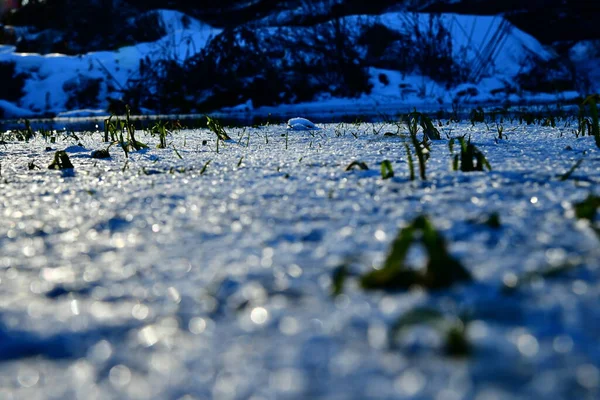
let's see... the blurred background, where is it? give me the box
[1,0,599,118]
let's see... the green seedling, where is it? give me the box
[573,194,600,221]
[125,105,147,151]
[91,149,110,159]
[404,143,415,181]
[406,115,428,180]
[581,94,600,148]
[577,104,589,137]
[150,120,169,149]
[542,115,556,127]
[380,160,394,179]
[496,123,505,140]
[345,161,369,171]
[558,158,584,181]
[13,119,35,142]
[502,261,581,293]
[171,145,183,160]
[470,107,485,125]
[449,137,492,172]
[117,125,129,158]
[200,160,211,175]
[360,215,471,291]
[444,323,471,356]
[39,128,53,142]
[331,265,349,297]
[206,116,232,141]
[48,151,74,170]
[406,111,441,140]
[484,212,501,229]
[104,115,118,142]
[468,212,502,229]
[370,122,384,135]
[391,307,471,357]
[521,112,536,125]
[104,108,147,157]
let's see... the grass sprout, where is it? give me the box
[581,94,600,148]
[331,265,349,297]
[573,194,600,221]
[345,161,369,171]
[558,158,584,181]
[380,160,394,179]
[502,261,582,293]
[206,116,232,141]
[391,307,471,357]
[404,143,415,181]
[406,115,428,180]
[406,110,441,140]
[470,107,485,125]
[91,149,111,159]
[48,151,74,170]
[360,215,471,291]
[150,121,169,149]
[200,160,211,175]
[449,137,492,172]
[104,106,148,157]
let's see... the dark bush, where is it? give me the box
[6,1,165,54]
[359,15,470,85]
[123,18,372,113]
[0,61,26,102]
[378,73,390,86]
[114,11,167,48]
[124,57,191,113]
[63,76,102,110]
[358,22,403,61]
[516,56,577,93]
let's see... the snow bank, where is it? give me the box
[0,10,220,117]
[366,12,550,78]
[0,99,36,118]
[0,11,587,118]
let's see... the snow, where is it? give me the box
[0,10,221,116]
[568,40,600,94]
[0,11,589,119]
[0,120,599,399]
[55,109,111,118]
[0,99,36,118]
[287,117,320,130]
[222,68,580,122]
[376,13,550,78]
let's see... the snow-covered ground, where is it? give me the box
[0,10,589,119]
[0,119,599,399]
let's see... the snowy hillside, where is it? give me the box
[0,9,593,119]
[0,10,221,118]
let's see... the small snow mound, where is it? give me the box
[0,100,35,119]
[287,117,319,131]
[56,109,110,118]
[63,145,87,153]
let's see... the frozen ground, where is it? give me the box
[0,119,599,400]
